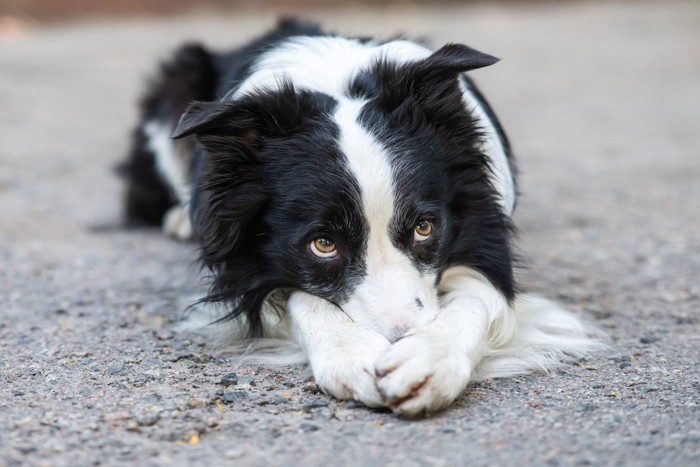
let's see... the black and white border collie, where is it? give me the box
[120,19,602,417]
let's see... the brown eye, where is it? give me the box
[414,220,432,243]
[310,237,338,258]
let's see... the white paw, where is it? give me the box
[374,330,472,417]
[287,291,392,409]
[312,331,390,408]
[163,205,193,241]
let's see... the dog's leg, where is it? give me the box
[287,291,391,408]
[375,266,507,417]
[119,43,217,235]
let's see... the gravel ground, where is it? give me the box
[1,1,699,466]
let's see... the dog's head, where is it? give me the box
[173,43,514,339]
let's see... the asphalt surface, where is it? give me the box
[1,1,699,465]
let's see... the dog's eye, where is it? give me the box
[310,237,338,258]
[414,220,433,243]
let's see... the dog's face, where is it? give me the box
[173,44,514,338]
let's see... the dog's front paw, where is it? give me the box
[163,205,193,241]
[288,291,391,408]
[312,332,390,408]
[374,331,472,417]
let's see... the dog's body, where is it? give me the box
[120,19,601,416]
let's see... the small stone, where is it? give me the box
[268,395,289,405]
[578,403,598,412]
[104,411,133,422]
[108,364,126,375]
[236,377,255,386]
[221,391,247,403]
[303,382,321,393]
[302,398,329,411]
[170,340,187,351]
[675,316,695,325]
[135,412,160,427]
[219,373,238,387]
[343,400,362,409]
[156,330,174,341]
[619,362,631,369]
[187,399,204,408]
[136,373,152,383]
[640,336,659,344]
[299,423,320,433]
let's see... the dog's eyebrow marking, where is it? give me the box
[415,298,424,309]
[334,99,395,246]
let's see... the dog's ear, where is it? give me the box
[171,101,246,139]
[375,44,499,114]
[172,83,332,142]
[414,43,499,78]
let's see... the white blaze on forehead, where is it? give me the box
[334,100,395,239]
[230,36,432,100]
[334,99,439,334]
[229,34,515,217]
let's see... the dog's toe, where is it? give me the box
[374,332,471,416]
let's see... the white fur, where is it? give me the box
[333,100,439,339]
[144,120,190,204]
[162,204,193,240]
[180,267,604,416]
[144,119,193,240]
[175,35,602,415]
[229,36,515,216]
[230,37,432,101]
[458,77,516,215]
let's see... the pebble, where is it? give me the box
[237,377,255,386]
[343,400,362,409]
[134,412,160,427]
[219,373,238,387]
[640,336,660,344]
[299,423,320,433]
[303,382,321,393]
[221,391,248,403]
[268,395,289,405]
[108,364,126,375]
[577,403,598,412]
[302,398,329,411]
[155,330,174,341]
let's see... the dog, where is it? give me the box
[119,19,602,417]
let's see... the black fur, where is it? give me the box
[175,84,371,336]
[123,19,517,337]
[355,45,515,300]
[119,43,218,226]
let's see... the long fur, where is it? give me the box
[123,18,604,415]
